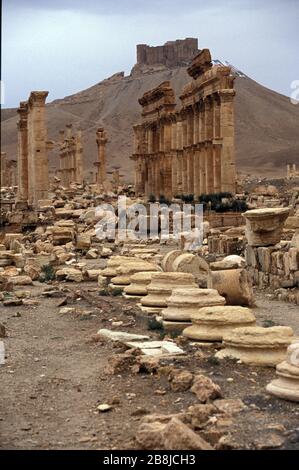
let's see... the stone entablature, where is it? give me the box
[131,48,236,199]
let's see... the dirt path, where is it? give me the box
[1,284,299,450]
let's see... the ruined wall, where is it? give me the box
[136,38,199,68]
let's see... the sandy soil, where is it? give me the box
[0,283,299,450]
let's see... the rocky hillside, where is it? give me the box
[2,65,299,182]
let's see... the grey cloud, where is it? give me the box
[6,0,293,15]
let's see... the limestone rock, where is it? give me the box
[123,271,159,298]
[111,261,158,286]
[140,272,197,314]
[136,421,166,450]
[163,417,213,450]
[168,369,194,392]
[162,287,226,323]
[243,208,290,246]
[216,326,294,366]
[56,268,83,283]
[24,259,41,281]
[0,323,6,337]
[161,250,182,272]
[266,342,299,402]
[191,374,222,403]
[97,329,149,343]
[183,306,256,342]
[172,253,210,287]
[10,275,33,286]
[187,404,217,429]
[208,268,254,306]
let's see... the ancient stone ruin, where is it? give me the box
[136,38,199,68]
[58,124,84,187]
[131,49,236,199]
[16,92,49,207]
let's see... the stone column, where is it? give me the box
[164,154,172,199]
[182,150,188,194]
[213,142,222,193]
[206,143,214,193]
[220,90,236,194]
[172,151,178,196]
[96,127,108,186]
[193,148,200,196]
[16,101,29,202]
[27,91,49,205]
[193,106,199,144]
[176,151,183,195]
[187,150,194,194]
[0,152,7,188]
[199,146,206,195]
[75,130,83,184]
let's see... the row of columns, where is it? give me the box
[0,152,17,188]
[59,124,83,187]
[133,86,235,199]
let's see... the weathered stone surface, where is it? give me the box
[266,342,299,402]
[210,255,246,271]
[243,208,290,246]
[56,268,83,282]
[208,268,254,306]
[0,323,6,337]
[162,288,225,322]
[140,272,197,312]
[123,271,158,297]
[191,374,222,403]
[183,306,256,341]
[161,250,182,272]
[172,253,209,287]
[97,329,149,342]
[216,326,294,366]
[163,417,213,450]
[187,404,217,429]
[24,259,41,281]
[111,261,158,286]
[10,275,33,286]
[169,369,193,392]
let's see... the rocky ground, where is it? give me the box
[1,284,298,450]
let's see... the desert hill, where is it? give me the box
[2,63,299,182]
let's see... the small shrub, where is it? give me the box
[40,264,56,282]
[147,317,164,331]
[207,356,220,366]
[182,194,194,203]
[262,319,277,328]
[110,287,123,297]
[148,193,156,203]
[99,288,109,296]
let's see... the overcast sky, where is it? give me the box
[2,0,299,108]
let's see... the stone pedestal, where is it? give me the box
[216,326,294,366]
[243,208,290,247]
[123,271,158,298]
[266,342,299,402]
[161,287,225,331]
[140,272,197,315]
[110,261,158,287]
[183,306,256,341]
